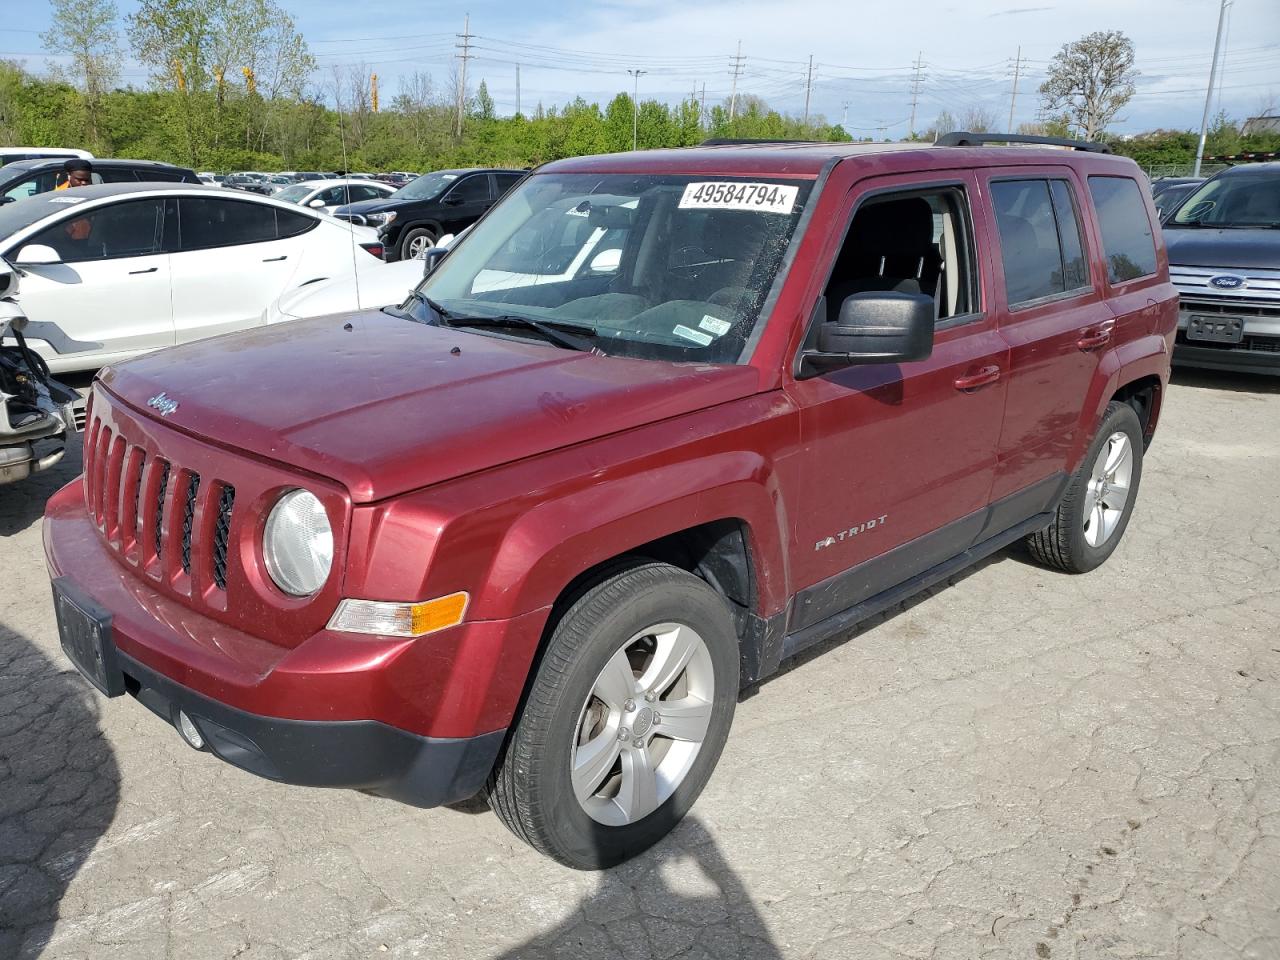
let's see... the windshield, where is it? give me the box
[407,172,814,364]
[1170,172,1280,228]
[275,184,312,203]
[393,171,461,201]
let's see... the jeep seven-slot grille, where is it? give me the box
[83,411,234,594]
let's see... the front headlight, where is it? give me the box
[263,489,333,596]
[366,211,396,225]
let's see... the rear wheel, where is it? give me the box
[487,563,739,869]
[1026,401,1144,573]
[399,227,436,260]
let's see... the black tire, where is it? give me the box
[1026,401,1144,573]
[398,226,436,261]
[487,562,739,869]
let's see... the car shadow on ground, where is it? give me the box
[489,816,783,960]
[1171,367,1280,394]
[0,623,120,958]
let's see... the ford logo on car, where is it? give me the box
[146,392,179,417]
[1209,274,1246,289]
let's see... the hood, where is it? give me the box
[275,260,423,320]
[333,196,421,217]
[99,312,760,503]
[1163,227,1280,271]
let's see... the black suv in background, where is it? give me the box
[333,168,525,260]
[1164,162,1280,375]
[0,158,199,204]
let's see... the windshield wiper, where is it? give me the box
[441,312,599,352]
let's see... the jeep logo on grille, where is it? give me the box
[146,392,179,417]
[1209,274,1246,289]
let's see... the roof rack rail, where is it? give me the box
[699,138,817,146]
[935,131,1111,154]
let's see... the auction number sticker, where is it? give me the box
[679,182,798,214]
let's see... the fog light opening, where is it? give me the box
[175,710,206,750]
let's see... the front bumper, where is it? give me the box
[42,479,547,807]
[1172,339,1280,375]
[117,644,503,806]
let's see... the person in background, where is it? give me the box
[55,158,93,190]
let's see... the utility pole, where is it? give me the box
[1007,46,1027,132]
[1194,0,1232,177]
[515,63,521,117]
[627,68,647,150]
[841,101,850,128]
[908,51,924,137]
[700,82,706,127]
[371,73,379,113]
[454,12,472,137]
[803,55,814,126]
[729,40,744,120]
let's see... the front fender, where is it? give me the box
[480,451,790,622]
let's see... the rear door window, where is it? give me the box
[1087,176,1157,282]
[178,197,278,250]
[276,207,318,239]
[991,178,1091,307]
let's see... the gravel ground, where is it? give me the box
[2,369,1278,960]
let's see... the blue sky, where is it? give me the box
[5,0,1278,135]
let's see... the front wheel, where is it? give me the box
[487,563,739,869]
[1026,400,1144,573]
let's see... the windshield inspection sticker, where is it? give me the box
[673,324,714,346]
[699,315,732,336]
[679,181,798,214]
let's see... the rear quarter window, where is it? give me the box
[1087,176,1157,283]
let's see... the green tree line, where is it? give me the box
[8,0,1278,175]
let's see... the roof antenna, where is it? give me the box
[334,78,362,316]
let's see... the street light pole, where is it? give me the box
[627,68,647,151]
[1194,0,1232,177]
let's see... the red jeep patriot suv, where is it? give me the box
[46,133,1178,868]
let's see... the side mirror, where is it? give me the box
[308,198,326,209]
[436,232,456,249]
[441,194,464,206]
[800,291,934,375]
[14,244,61,266]
[421,246,450,275]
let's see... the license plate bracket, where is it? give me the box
[1187,314,1245,344]
[52,577,125,697]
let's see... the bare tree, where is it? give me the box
[1039,30,1138,141]
[40,0,121,145]
[959,105,998,133]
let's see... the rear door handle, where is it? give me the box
[262,255,287,262]
[1077,321,1115,351]
[129,266,158,275]
[954,365,1001,391]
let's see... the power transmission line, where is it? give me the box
[729,41,744,120]
[803,55,814,125]
[455,12,472,137]
[1007,46,1028,131]
[908,51,925,135]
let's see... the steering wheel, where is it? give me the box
[668,245,709,281]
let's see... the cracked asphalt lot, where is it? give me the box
[2,370,1279,959]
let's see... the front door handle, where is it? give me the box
[954,365,1001,392]
[262,255,287,262]
[129,266,158,275]
[1077,320,1115,351]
